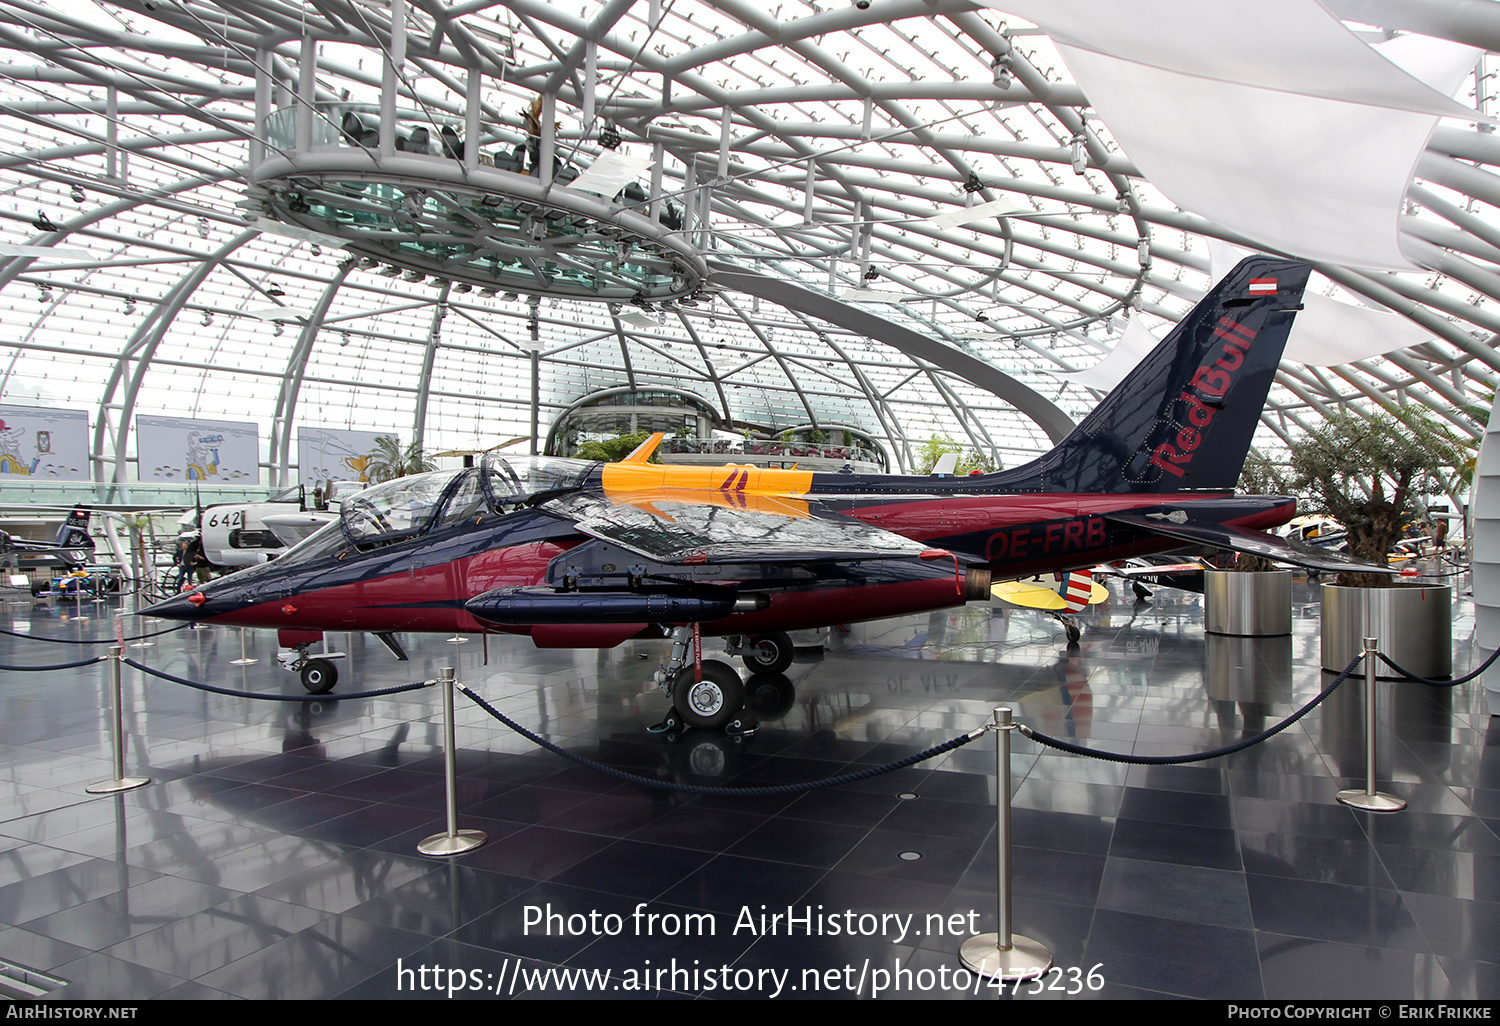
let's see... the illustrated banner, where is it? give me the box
[136,415,259,482]
[0,404,90,480]
[297,427,386,484]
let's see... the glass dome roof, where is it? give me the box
[0,0,1496,487]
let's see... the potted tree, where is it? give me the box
[1204,451,1294,636]
[1281,407,1466,677]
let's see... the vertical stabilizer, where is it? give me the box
[991,256,1309,493]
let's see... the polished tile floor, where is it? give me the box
[1,575,1495,1000]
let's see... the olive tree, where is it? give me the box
[1283,408,1465,582]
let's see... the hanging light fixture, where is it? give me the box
[69,185,85,203]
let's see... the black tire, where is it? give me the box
[1132,581,1151,601]
[1064,622,1081,645]
[301,658,337,694]
[671,659,744,730]
[741,631,794,675]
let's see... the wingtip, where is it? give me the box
[621,432,666,464]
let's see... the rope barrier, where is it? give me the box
[0,622,190,644]
[1017,654,1365,766]
[457,682,984,796]
[122,657,435,703]
[0,655,108,671]
[1377,646,1500,688]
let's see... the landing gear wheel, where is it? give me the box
[741,631,794,675]
[1064,622,1081,645]
[671,659,744,731]
[1132,581,1152,601]
[300,658,337,694]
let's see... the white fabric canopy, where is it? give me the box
[1208,240,1435,364]
[986,1,1481,270]
[1043,314,1161,392]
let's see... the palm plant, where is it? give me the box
[363,435,436,483]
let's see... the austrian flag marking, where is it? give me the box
[1248,278,1277,295]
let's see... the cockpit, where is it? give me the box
[480,453,594,510]
[262,456,598,564]
[334,455,596,549]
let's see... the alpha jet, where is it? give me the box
[144,256,1371,728]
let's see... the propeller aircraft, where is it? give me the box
[144,256,1380,729]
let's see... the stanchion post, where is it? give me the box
[959,707,1051,980]
[230,626,257,665]
[1336,637,1407,813]
[418,665,486,856]
[86,646,151,794]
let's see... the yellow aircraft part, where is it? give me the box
[602,434,815,505]
[992,576,1109,611]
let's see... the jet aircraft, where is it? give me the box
[144,256,1378,728]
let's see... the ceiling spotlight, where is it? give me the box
[500,291,518,301]
[1070,134,1088,175]
[1115,192,1131,214]
[37,284,51,303]
[599,123,622,150]
[272,321,284,337]
[124,299,135,315]
[402,270,425,282]
[69,185,85,204]
[479,286,498,297]
[201,311,213,327]
[454,282,472,293]
[378,264,401,276]
[991,53,1012,89]
[340,332,351,347]
[863,266,879,281]
[266,282,285,297]
[197,216,210,238]
[310,243,322,257]
[32,212,59,232]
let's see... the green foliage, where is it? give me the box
[363,436,436,484]
[573,431,658,463]
[1285,408,1465,580]
[1237,450,1289,496]
[913,433,996,476]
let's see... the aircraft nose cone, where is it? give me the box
[140,589,210,621]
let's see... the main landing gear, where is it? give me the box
[652,625,781,733]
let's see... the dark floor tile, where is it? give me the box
[1247,874,1430,951]
[1082,908,1263,999]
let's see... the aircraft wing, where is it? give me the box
[540,492,932,564]
[1104,512,1398,574]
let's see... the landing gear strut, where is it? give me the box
[653,625,753,733]
[1050,612,1081,646]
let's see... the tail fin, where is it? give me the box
[994,256,1309,493]
[54,505,91,549]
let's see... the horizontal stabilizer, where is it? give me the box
[1104,512,1398,575]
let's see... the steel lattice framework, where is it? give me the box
[0,0,1497,489]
